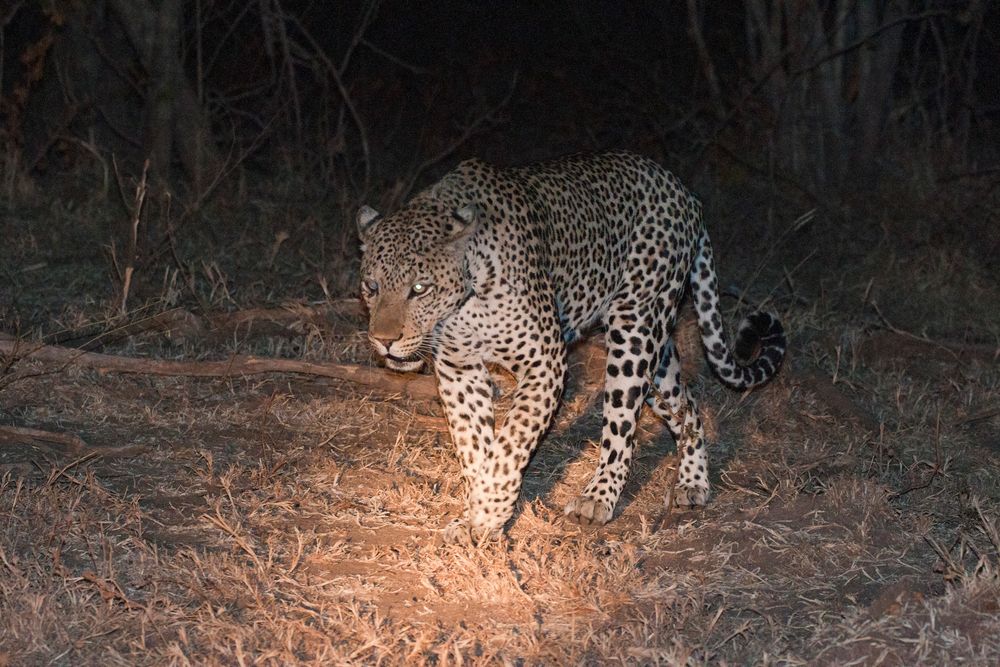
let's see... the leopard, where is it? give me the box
[356,150,785,544]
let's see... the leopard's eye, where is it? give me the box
[362,279,379,296]
[409,281,432,298]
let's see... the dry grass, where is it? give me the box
[2,182,1000,665]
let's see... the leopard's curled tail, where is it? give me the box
[689,230,786,390]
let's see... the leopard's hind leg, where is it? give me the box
[647,338,710,507]
[564,299,672,525]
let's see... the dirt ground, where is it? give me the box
[2,183,1000,665]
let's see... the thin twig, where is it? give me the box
[286,10,375,191]
[395,74,519,205]
[866,301,1000,363]
[889,407,943,500]
[791,9,952,77]
[203,508,265,572]
[360,37,428,75]
[737,208,816,309]
[118,159,150,316]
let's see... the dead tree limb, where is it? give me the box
[794,368,880,432]
[0,337,440,400]
[0,425,88,453]
[857,331,1000,365]
[954,403,1000,427]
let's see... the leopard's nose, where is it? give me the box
[370,335,398,351]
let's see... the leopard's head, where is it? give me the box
[356,199,480,372]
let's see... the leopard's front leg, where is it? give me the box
[436,340,565,544]
[434,352,495,544]
[468,355,565,533]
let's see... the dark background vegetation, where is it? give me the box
[2,0,998,325]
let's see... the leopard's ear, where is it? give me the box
[356,205,381,240]
[444,203,481,242]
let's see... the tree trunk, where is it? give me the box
[686,0,725,119]
[854,1,906,179]
[108,0,220,192]
[145,0,181,185]
[743,0,911,190]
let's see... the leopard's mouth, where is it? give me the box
[384,353,425,372]
[367,331,426,372]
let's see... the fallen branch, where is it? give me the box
[953,403,1000,427]
[857,330,1000,366]
[0,336,441,400]
[0,425,88,453]
[0,305,705,406]
[794,368,880,432]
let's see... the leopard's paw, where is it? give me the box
[670,482,710,509]
[442,518,503,546]
[442,518,474,546]
[563,496,614,526]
